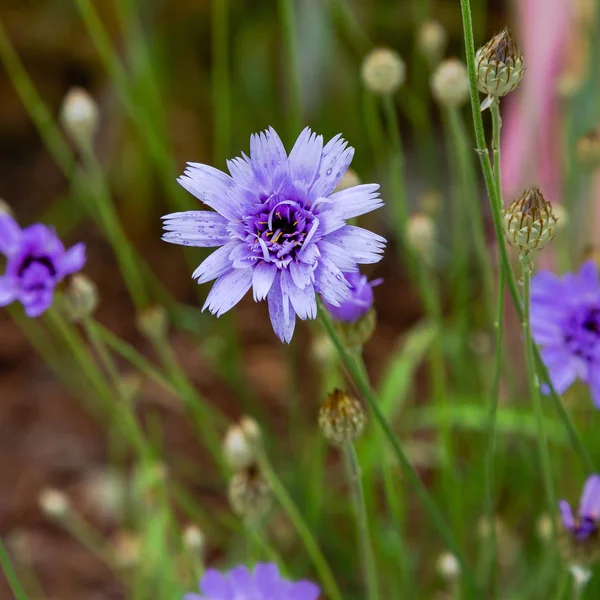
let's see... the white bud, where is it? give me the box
[436,551,460,580]
[0,199,13,216]
[361,48,406,95]
[406,213,436,260]
[62,273,98,322]
[334,168,361,192]
[60,87,99,147]
[39,488,70,520]
[183,524,205,553]
[223,416,261,471]
[418,20,448,65]
[569,565,593,590]
[112,531,141,569]
[431,59,470,107]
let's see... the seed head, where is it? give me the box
[136,305,169,340]
[502,186,557,254]
[61,273,98,322]
[436,551,461,580]
[228,466,272,519]
[407,213,437,261]
[577,128,600,169]
[60,87,99,148]
[418,20,448,65]
[39,488,70,520]
[223,416,262,471]
[431,58,470,107]
[475,29,524,101]
[182,524,205,554]
[361,48,406,95]
[319,389,366,446]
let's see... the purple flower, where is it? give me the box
[162,127,385,343]
[559,475,600,541]
[531,261,600,407]
[323,271,382,323]
[185,563,320,600]
[0,214,86,317]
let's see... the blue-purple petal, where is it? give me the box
[192,242,238,284]
[202,268,253,317]
[328,184,383,220]
[311,134,355,197]
[314,257,350,307]
[578,475,600,518]
[253,261,277,301]
[0,214,22,256]
[268,273,296,343]
[288,127,323,187]
[162,211,230,247]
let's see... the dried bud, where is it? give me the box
[319,389,366,445]
[334,168,361,192]
[406,213,437,261]
[228,466,272,520]
[417,20,448,65]
[39,488,70,520]
[361,48,406,95]
[223,416,262,471]
[502,186,557,253]
[430,58,470,107]
[136,305,168,340]
[476,29,524,106]
[576,129,600,169]
[61,273,98,322]
[60,87,99,148]
[436,551,460,580]
[182,524,205,554]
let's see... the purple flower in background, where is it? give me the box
[0,214,86,317]
[531,261,600,407]
[185,563,320,600]
[324,271,382,323]
[162,127,385,343]
[559,475,600,542]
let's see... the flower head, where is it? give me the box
[323,271,381,324]
[531,261,600,407]
[558,475,600,566]
[162,127,385,342]
[0,214,86,317]
[185,562,320,600]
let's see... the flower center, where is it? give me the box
[18,255,56,278]
[564,306,600,362]
[573,515,599,542]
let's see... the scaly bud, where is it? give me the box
[319,389,366,446]
[61,273,98,322]
[228,466,272,520]
[502,186,557,254]
[576,129,600,169]
[418,20,448,65]
[476,29,524,109]
[430,58,470,107]
[361,48,406,95]
[223,416,262,471]
[60,87,99,148]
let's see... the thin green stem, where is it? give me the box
[345,442,380,600]
[277,0,302,140]
[317,306,480,597]
[257,450,344,600]
[0,538,28,600]
[522,257,557,523]
[212,0,231,163]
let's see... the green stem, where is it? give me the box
[318,307,480,597]
[458,0,594,473]
[277,0,302,140]
[345,442,380,600]
[257,450,344,600]
[212,0,231,163]
[0,538,28,600]
[521,257,557,523]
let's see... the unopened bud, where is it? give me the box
[436,551,460,580]
[431,59,470,107]
[112,531,141,569]
[136,305,168,340]
[228,466,272,520]
[418,20,448,65]
[0,199,13,216]
[576,129,600,169]
[62,273,98,322]
[406,213,436,261]
[223,416,262,471]
[39,488,70,520]
[334,168,361,192]
[60,87,99,148]
[319,389,366,446]
[536,513,553,542]
[476,29,524,108]
[502,186,557,254]
[182,524,205,554]
[361,48,406,95]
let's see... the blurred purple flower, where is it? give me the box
[185,563,320,600]
[531,261,600,407]
[162,127,386,343]
[0,214,86,317]
[559,475,600,541]
[324,271,382,323]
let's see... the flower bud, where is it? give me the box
[334,168,361,192]
[502,186,557,254]
[417,20,448,65]
[361,48,406,95]
[576,129,600,169]
[182,524,205,554]
[112,531,141,569]
[136,305,168,340]
[223,416,262,471]
[319,389,366,446]
[406,213,436,261]
[536,513,553,542]
[60,87,99,148]
[436,551,460,581]
[0,199,13,217]
[39,488,70,520]
[228,466,272,520]
[61,273,98,322]
[431,58,470,107]
[475,29,524,107]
